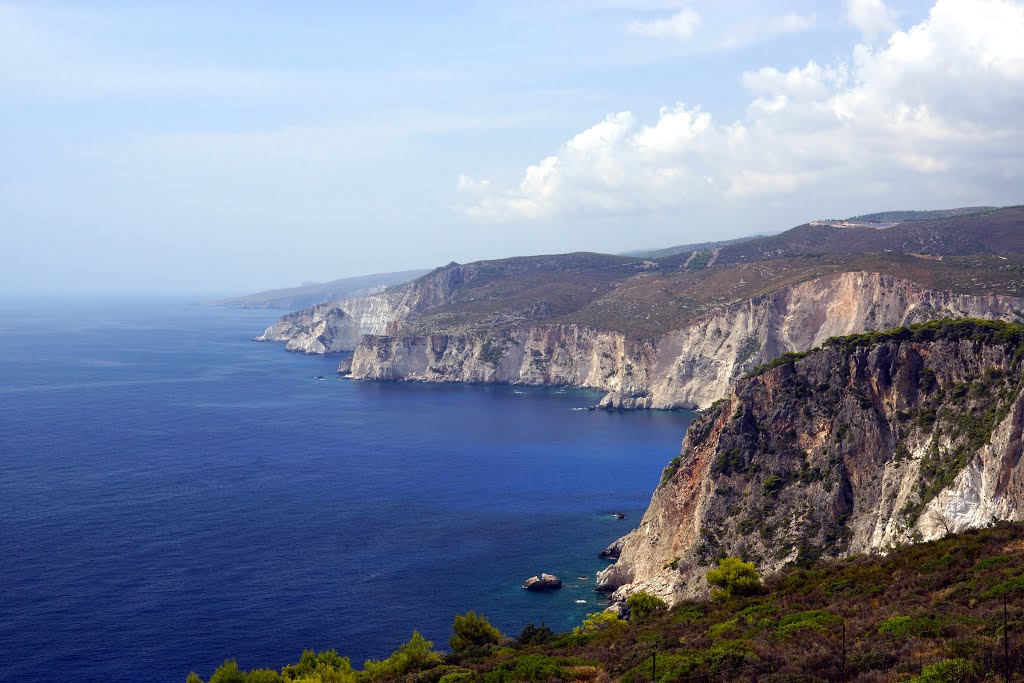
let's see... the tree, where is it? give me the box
[450,610,503,651]
[573,610,623,635]
[363,631,441,680]
[706,557,762,601]
[283,649,354,683]
[626,591,668,621]
[516,622,554,646]
[208,661,245,683]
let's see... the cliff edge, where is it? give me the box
[597,319,1024,605]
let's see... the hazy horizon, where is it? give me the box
[4,0,1023,295]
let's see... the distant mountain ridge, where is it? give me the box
[847,206,997,223]
[620,234,765,259]
[210,269,430,309]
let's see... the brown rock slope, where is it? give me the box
[597,319,1024,605]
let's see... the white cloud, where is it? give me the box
[456,175,492,193]
[628,5,815,51]
[458,0,1024,221]
[846,0,898,40]
[628,7,701,39]
[766,12,817,35]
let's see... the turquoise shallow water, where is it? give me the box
[0,297,694,682]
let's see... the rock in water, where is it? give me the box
[523,573,562,591]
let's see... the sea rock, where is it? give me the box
[523,573,562,591]
[599,539,622,560]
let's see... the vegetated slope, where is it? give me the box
[621,234,765,260]
[186,522,1024,683]
[848,206,997,224]
[598,319,1024,605]
[210,269,430,309]
[708,205,1024,267]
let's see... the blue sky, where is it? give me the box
[2,0,1022,294]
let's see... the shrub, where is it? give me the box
[363,631,441,680]
[627,591,668,621]
[707,557,762,601]
[450,611,503,652]
[482,655,566,682]
[516,622,554,646]
[909,658,976,682]
[776,610,842,640]
[208,661,245,683]
[573,610,622,635]
[877,615,943,638]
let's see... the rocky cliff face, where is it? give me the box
[347,272,1024,408]
[595,320,1024,606]
[254,264,479,353]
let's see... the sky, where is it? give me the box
[2,0,1023,295]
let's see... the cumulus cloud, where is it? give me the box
[846,0,898,40]
[458,0,1024,221]
[628,7,701,39]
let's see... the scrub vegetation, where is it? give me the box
[188,522,1024,683]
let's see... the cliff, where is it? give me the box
[348,272,1024,409]
[596,319,1024,606]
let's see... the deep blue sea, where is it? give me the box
[0,298,693,682]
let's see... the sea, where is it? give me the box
[0,297,694,682]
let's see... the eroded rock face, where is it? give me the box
[597,324,1024,606]
[254,263,482,353]
[345,272,1024,409]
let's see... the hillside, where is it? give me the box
[848,206,997,224]
[709,206,1024,267]
[621,234,764,260]
[187,521,1024,683]
[370,207,1024,339]
[261,206,1024,341]
[598,319,1024,605]
[255,205,1024,411]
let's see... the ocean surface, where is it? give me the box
[0,298,694,682]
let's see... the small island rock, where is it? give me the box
[523,573,562,591]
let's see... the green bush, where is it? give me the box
[516,622,553,646]
[776,610,841,640]
[450,610,503,651]
[909,658,976,682]
[573,610,622,635]
[363,631,441,680]
[626,591,668,621]
[707,557,763,601]
[437,672,473,683]
[208,661,245,683]
[877,615,943,638]
[482,655,566,682]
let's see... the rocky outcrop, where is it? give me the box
[523,573,562,591]
[254,263,489,354]
[596,320,1024,606]
[347,272,1024,408]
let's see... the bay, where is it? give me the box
[0,298,693,682]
